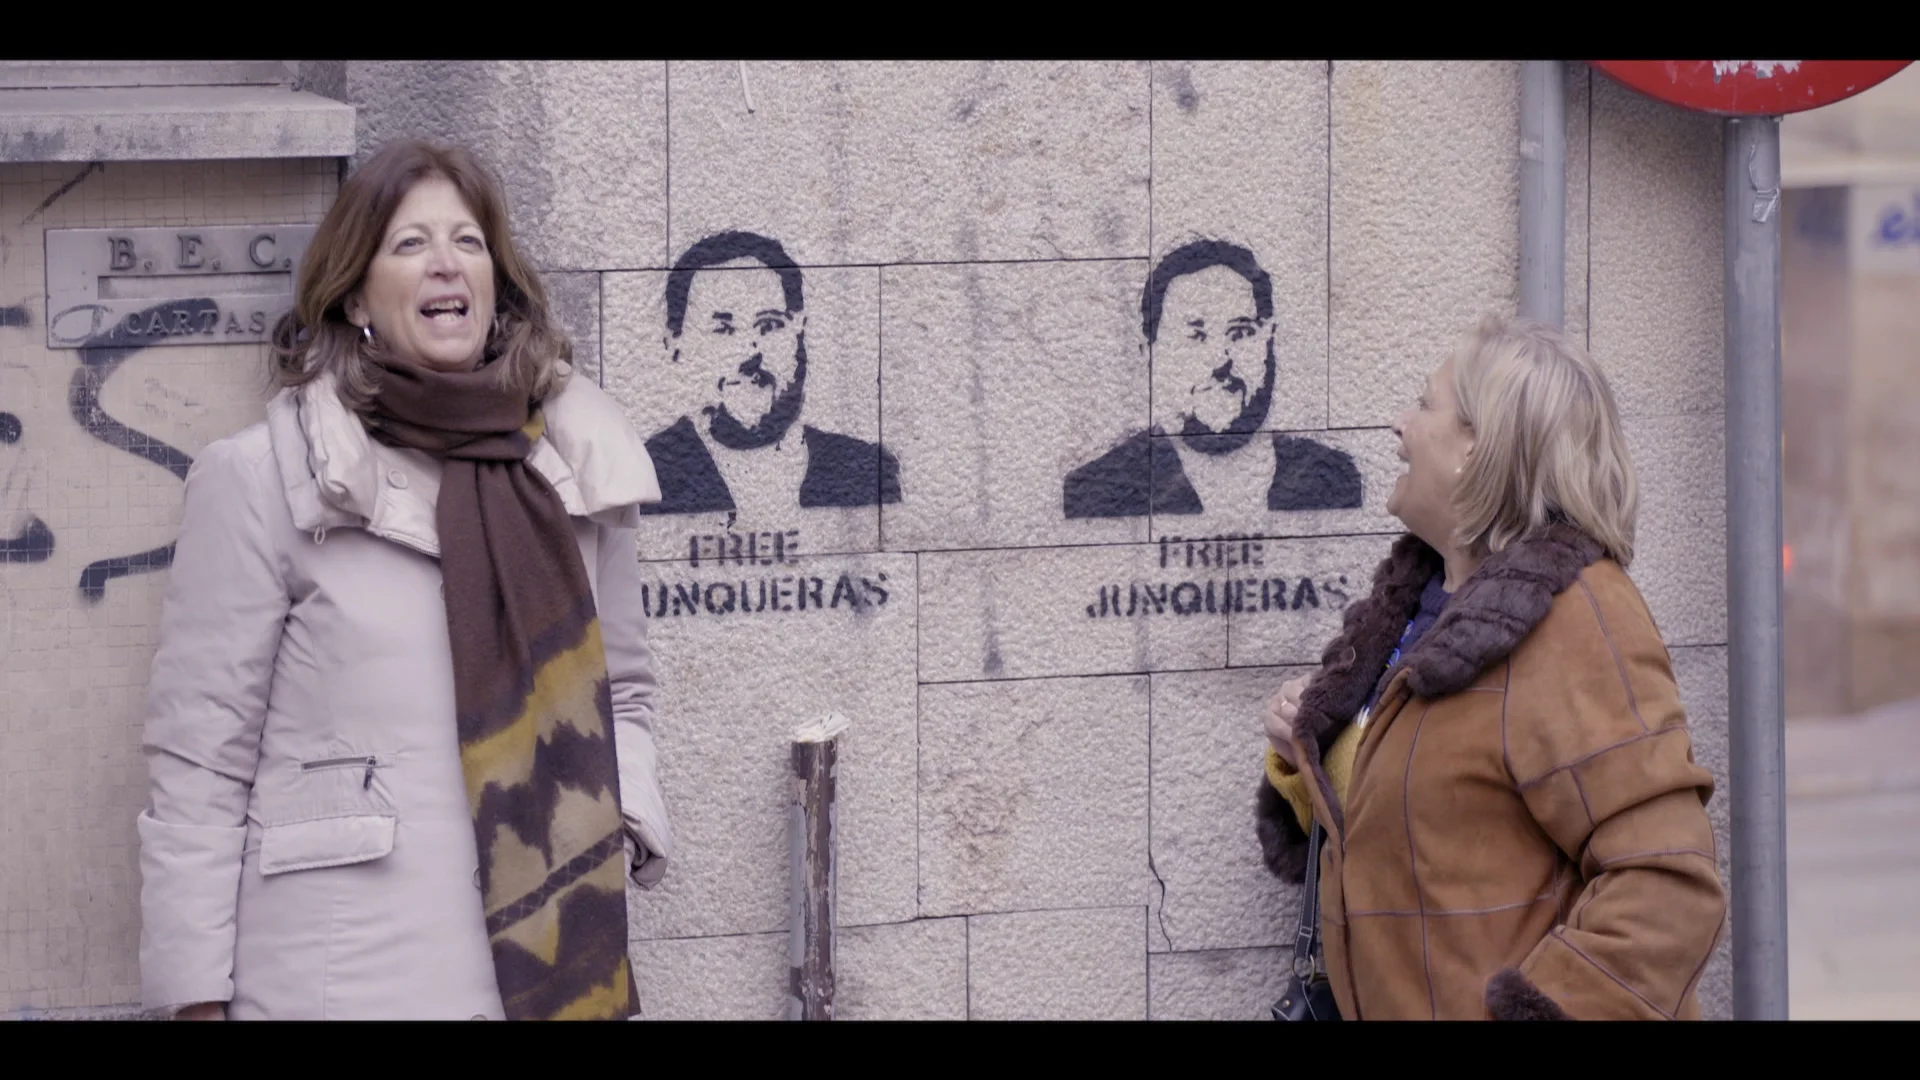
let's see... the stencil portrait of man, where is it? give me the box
[0,376,53,566]
[1062,239,1361,518]
[641,231,901,519]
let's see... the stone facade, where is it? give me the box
[0,157,338,1013]
[0,61,1733,1020]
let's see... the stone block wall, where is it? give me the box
[0,61,1733,1019]
[0,158,337,1014]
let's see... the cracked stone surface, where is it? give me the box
[626,551,917,941]
[917,542,1227,684]
[1149,665,1313,953]
[1149,946,1291,1020]
[1674,645,1732,1021]
[967,907,1146,1020]
[633,933,785,1020]
[349,61,668,270]
[1589,73,1724,422]
[1627,415,1727,647]
[633,918,967,1021]
[836,918,969,1020]
[667,61,1151,266]
[877,259,1151,553]
[919,675,1152,917]
[1329,61,1519,428]
[542,270,601,384]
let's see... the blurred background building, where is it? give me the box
[1783,64,1920,718]
[1780,62,1920,1022]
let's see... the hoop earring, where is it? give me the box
[362,324,374,346]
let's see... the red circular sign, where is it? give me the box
[1590,61,1912,116]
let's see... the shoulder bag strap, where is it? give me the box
[1292,823,1325,979]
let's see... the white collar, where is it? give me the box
[266,365,660,556]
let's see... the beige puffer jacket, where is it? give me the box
[136,366,672,1020]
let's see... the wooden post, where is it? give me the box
[788,713,847,1021]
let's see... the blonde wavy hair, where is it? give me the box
[1450,312,1639,567]
[268,139,568,414]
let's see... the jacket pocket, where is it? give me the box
[259,814,396,876]
[253,753,399,876]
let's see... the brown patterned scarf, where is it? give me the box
[367,358,636,1021]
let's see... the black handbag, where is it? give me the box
[1269,823,1341,1021]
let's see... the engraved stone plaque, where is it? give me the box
[43,224,316,348]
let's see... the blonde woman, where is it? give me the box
[1258,313,1725,1020]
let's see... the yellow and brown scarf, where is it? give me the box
[369,359,635,1021]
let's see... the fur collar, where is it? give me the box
[1402,521,1606,697]
[1295,520,1606,756]
[1264,520,1606,870]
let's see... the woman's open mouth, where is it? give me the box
[419,297,470,325]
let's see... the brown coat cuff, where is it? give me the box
[1486,968,1571,1020]
[1255,770,1312,883]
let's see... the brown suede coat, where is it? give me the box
[1257,523,1726,1020]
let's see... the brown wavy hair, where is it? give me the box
[269,139,569,413]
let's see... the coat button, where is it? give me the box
[473,867,482,890]
[388,469,409,489]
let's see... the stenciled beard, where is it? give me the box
[1174,338,1277,456]
[702,337,809,451]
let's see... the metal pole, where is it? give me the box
[788,713,846,1020]
[1520,60,1567,328]
[1724,114,1789,1022]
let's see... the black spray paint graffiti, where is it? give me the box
[1,303,55,565]
[649,528,890,619]
[640,231,902,523]
[641,570,891,619]
[1082,533,1353,619]
[0,406,56,564]
[1063,239,1363,518]
[62,298,209,600]
[1083,576,1350,618]
[686,528,801,567]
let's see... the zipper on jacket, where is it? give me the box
[302,755,379,789]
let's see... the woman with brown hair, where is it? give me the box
[1259,313,1726,1020]
[136,139,672,1020]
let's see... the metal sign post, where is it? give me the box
[1519,61,1567,329]
[1589,59,1913,1022]
[1722,114,1789,1023]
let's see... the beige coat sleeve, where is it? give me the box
[137,435,290,1011]
[596,523,674,889]
[1505,584,1727,1020]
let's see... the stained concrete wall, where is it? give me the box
[0,61,1733,1020]
[0,158,338,1014]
